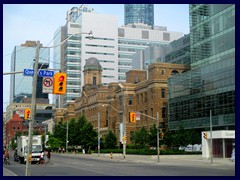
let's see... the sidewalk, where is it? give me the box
[56,152,235,167]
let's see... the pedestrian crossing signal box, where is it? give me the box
[53,73,67,95]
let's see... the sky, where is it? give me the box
[3,4,190,111]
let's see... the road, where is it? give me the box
[3,152,235,176]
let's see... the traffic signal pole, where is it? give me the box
[25,41,40,176]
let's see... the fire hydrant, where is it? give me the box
[110,152,113,159]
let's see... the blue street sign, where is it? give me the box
[23,69,34,76]
[38,70,54,77]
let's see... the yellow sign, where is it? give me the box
[122,136,126,141]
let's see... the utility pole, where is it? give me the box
[25,41,40,176]
[122,88,126,160]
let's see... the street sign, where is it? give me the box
[136,111,140,121]
[42,77,53,93]
[38,70,54,77]
[23,69,34,76]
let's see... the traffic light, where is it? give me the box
[129,112,136,123]
[53,73,67,95]
[24,108,31,120]
[161,132,165,140]
[203,132,208,139]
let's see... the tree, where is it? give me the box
[47,137,63,150]
[80,122,98,150]
[186,129,201,145]
[172,124,189,147]
[53,122,67,147]
[68,118,78,147]
[148,124,157,147]
[133,126,149,149]
[163,130,174,148]
[104,130,117,149]
[11,131,22,150]
[75,116,88,147]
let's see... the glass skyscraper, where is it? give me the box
[168,4,235,130]
[124,4,154,27]
[10,41,50,103]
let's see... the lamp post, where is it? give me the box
[117,83,127,160]
[56,122,68,154]
[25,31,93,176]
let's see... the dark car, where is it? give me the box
[14,148,19,162]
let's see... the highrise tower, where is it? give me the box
[124,4,154,27]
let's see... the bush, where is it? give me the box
[93,148,201,155]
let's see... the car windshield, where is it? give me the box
[24,145,42,153]
[32,145,42,153]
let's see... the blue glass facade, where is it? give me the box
[124,4,154,26]
[168,4,235,130]
[10,44,50,103]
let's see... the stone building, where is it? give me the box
[54,58,190,145]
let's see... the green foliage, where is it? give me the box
[104,130,117,149]
[148,124,157,147]
[95,148,201,155]
[52,115,98,151]
[47,137,63,150]
[133,126,149,148]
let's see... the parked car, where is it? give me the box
[14,148,19,162]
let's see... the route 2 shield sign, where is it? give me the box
[42,77,53,93]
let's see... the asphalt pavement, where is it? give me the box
[3,152,235,176]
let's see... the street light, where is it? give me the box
[118,83,127,160]
[25,31,93,176]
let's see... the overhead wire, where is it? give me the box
[3,4,83,111]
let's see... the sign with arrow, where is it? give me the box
[42,77,53,93]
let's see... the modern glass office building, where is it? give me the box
[10,41,50,103]
[124,4,154,27]
[168,4,235,130]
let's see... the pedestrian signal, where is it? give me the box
[203,132,208,139]
[129,112,136,123]
[24,108,31,120]
[53,73,67,95]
